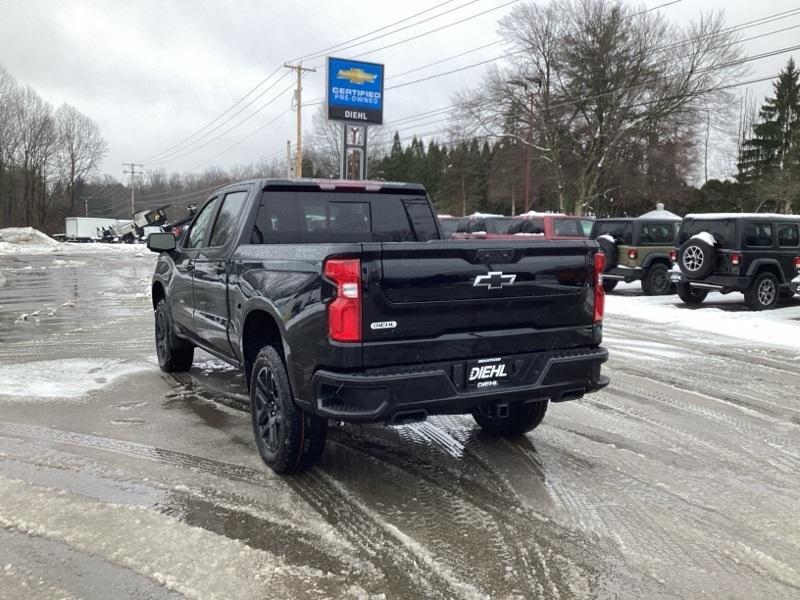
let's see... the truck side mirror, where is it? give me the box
[147,232,177,253]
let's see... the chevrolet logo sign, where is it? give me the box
[473,271,516,290]
[337,68,377,85]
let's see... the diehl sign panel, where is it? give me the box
[327,57,384,125]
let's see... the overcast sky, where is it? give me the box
[1,0,798,181]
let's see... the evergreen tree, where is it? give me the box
[738,58,800,184]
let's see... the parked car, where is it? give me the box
[591,204,681,295]
[147,179,609,474]
[438,215,460,238]
[508,213,594,240]
[451,213,515,239]
[671,213,800,310]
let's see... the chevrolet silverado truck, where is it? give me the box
[147,179,609,474]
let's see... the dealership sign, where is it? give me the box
[326,57,384,125]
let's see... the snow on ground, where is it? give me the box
[0,359,152,399]
[0,227,148,255]
[607,281,800,351]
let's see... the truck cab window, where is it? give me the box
[210,191,248,247]
[185,197,220,248]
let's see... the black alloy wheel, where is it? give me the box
[253,366,282,454]
[154,299,194,372]
[249,345,327,474]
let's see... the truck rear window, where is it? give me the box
[251,191,440,244]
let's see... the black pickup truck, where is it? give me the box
[147,179,609,473]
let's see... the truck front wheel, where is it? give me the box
[472,400,548,437]
[155,299,194,372]
[249,346,327,474]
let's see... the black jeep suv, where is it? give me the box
[672,214,800,310]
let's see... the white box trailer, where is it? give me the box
[65,217,125,242]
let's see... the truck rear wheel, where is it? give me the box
[155,299,194,372]
[472,400,548,437]
[249,346,327,474]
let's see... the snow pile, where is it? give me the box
[0,227,61,254]
[606,283,800,350]
[0,227,150,255]
[689,232,716,246]
[0,358,151,399]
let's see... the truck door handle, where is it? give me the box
[214,263,226,275]
[186,262,195,272]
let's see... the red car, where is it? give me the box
[448,213,594,241]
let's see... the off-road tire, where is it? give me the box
[678,238,715,280]
[602,279,618,293]
[154,299,194,372]
[595,237,619,271]
[676,282,708,305]
[641,263,671,296]
[473,400,548,437]
[249,346,327,474]
[744,272,779,311]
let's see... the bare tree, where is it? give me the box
[55,103,108,213]
[456,0,745,214]
[0,65,21,225]
[304,107,385,177]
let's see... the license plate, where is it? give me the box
[466,357,512,390]
[670,272,682,282]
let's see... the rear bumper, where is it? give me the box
[670,271,750,292]
[604,265,642,282]
[310,346,609,423]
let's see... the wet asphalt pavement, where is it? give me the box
[1,251,799,599]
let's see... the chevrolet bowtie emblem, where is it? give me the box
[473,271,516,290]
[337,68,377,85]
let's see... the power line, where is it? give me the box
[361,13,800,133]
[345,0,520,62]
[140,70,292,164]
[139,0,488,164]
[145,80,296,167]
[624,0,685,20]
[137,65,286,163]
[294,0,479,63]
[187,108,292,172]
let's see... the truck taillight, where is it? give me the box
[730,253,742,267]
[594,252,606,324]
[324,258,361,342]
[628,249,638,260]
[795,256,800,270]
[669,249,677,263]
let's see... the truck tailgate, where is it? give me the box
[360,241,598,366]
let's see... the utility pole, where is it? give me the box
[122,163,143,220]
[508,77,542,212]
[286,140,292,179]
[83,197,88,217]
[284,62,317,178]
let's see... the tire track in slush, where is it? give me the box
[0,421,478,599]
[605,374,800,475]
[329,426,547,597]
[330,421,618,598]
